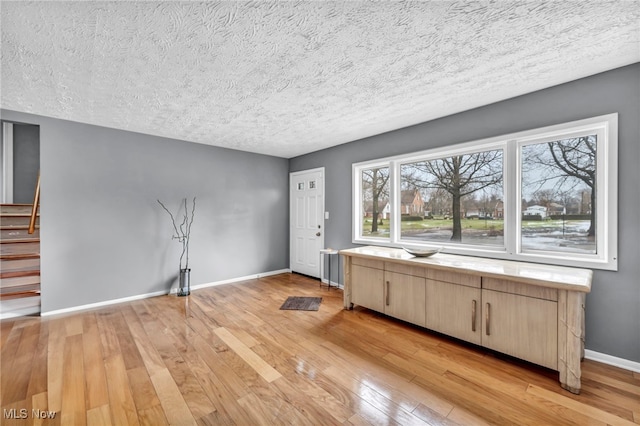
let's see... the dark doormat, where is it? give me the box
[279,296,322,311]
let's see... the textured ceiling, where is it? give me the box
[1,1,639,158]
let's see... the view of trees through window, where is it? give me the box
[359,138,597,254]
[361,166,389,237]
[521,135,597,254]
[354,114,614,268]
[399,150,503,246]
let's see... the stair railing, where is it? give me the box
[28,172,40,235]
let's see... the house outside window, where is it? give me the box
[523,205,547,219]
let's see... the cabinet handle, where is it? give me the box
[471,300,477,332]
[485,302,491,336]
[385,281,390,306]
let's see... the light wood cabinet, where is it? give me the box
[351,264,384,312]
[384,271,426,327]
[426,279,482,345]
[351,264,426,326]
[481,289,558,370]
[341,246,591,394]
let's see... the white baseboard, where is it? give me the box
[189,268,291,291]
[41,290,168,317]
[584,349,640,373]
[42,268,291,317]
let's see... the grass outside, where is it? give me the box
[362,217,591,236]
[362,217,504,236]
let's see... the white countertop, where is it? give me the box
[340,246,592,292]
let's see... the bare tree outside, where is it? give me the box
[425,188,452,217]
[529,189,556,209]
[521,135,597,253]
[401,150,503,242]
[361,167,390,235]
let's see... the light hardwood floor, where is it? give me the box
[1,273,639,425]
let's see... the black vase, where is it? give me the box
[178,268,191,296]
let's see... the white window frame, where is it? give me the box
[353,160,394,245]
[353,113,618,271]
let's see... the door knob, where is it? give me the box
[316,232,321,236]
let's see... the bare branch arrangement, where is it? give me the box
[157,197,196,270]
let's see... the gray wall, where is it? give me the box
[0,109,289,313]
[1,64,637,363]
[12,123,40,203]
[290,63,640,363]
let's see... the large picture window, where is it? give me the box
[520,133,599,255]
[399,149,504,246]
[353,114,618,270]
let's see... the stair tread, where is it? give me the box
[0,243,40,256]
[0,270,40,280]
[0,238,40,244]
[0,203,38,213]
[0,213,39,217]
[1,275,40,288]
[0,290,40,300]
[0,236,39,243]
[1,227,40,232]
[1,280,40,291]
[0,218,40,226]
[0,253,40,260]
[1,256,39,264]
[0,227,40,232]
[0,268,40,276]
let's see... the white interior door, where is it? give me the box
[290,168,324,278]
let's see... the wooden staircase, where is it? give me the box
[1,204,41,318]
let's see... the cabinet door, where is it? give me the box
[426,280,481,345]
[482,289,558,370]
[384,271,426,327]
[351,265,384,312]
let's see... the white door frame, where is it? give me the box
[1,122,14,203]
[289,167,325,278]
